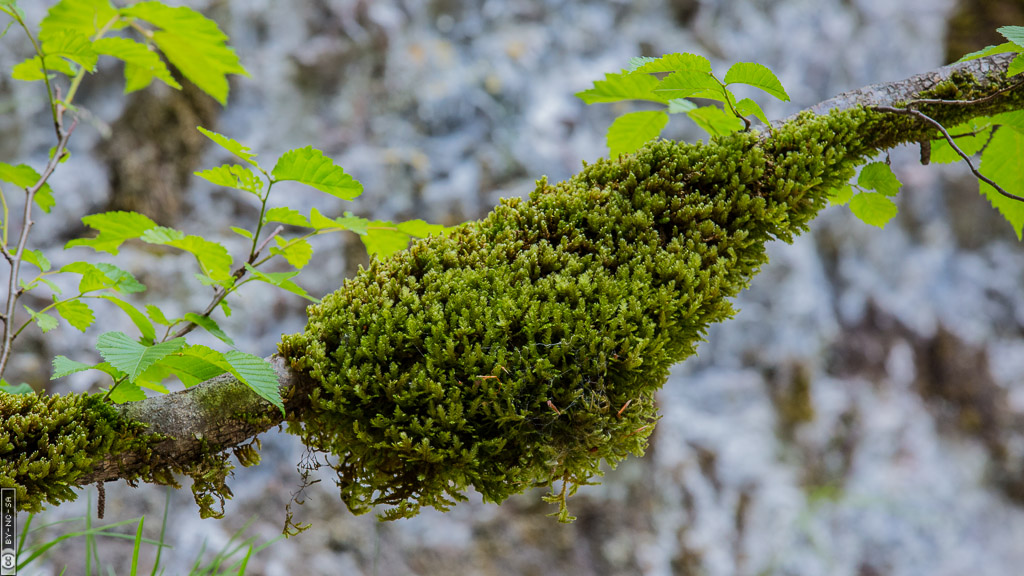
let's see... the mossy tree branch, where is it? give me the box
[2,53,1022,517]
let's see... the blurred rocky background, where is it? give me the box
[4,0,1024,574]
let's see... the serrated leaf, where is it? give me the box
[667,98,697,114]
[723,62,790,101]
[606,110,669,157]
[96,331,185,382]
[230,226,253,239]
[857,162,901,196]
[361,224,411,259]
[61,261,146,293]
[223,350,283,414]
[849,192,898,228]
[92,37,180,92]
[735,97,769,125]
[632,52,712,74]
[219,299,231,318]
[23,306,58,333]
[265,206,310,227]
[655,70,722,99]
[145,304,174,326]
[397,219,447,238]
[56,298,95,332]
[828,184,853,206]
[979,128,1024,240]
[575,71,667,104]
[196,126,258,167]
[148,344,228,387]
[66,211,157,254]
[270,236,313,269]
[0,382,33,395]
[626,56,657,72]
[11,55,76,81]
[95,295,155,344]
[142,231,232,283]
[183,312,234,346]
[1009,54,1024,77]
[106,380,145,403]
[194,164,262,195]
[41,29,98,71]
[930,124,993,164]
[998,25,1024,48]
[271,146,362,200]
[310,207,369,234]
[956,42,1021,63]
[0,162,56,213]
[23,249,51,272]
[244,263,317,302]
[121,2,247,105]
[687,106,744,138]
[39,0,120,43]
[51,355,95,379]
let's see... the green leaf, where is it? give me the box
[182,312,234,346]
[687,106,744,137]
[51,355,95,379]
[667,98,697,114]
[361,225,411,259]
[121,2,248,105]
[11,55,77,81]
[56,298,95,332]
[0,381,33,395]
[956,42,1021,62]
[145,305,174,327]
[849,192,898,228]
[96,331,186,382]
[626,56,658,72]
[107,380,145,403]
[310,208,369,234]
[95,295,156,344]
[0,162,56,213]
[194,164,262,195]
[230,226,253,240]
[142,231,233,283]
[270,237,313,269]
[65,211,157,254]
[735,97,770,125]
[23,249,51,272]
[930,125,993,163]
[655,70,722,99]
[23,306,58,333]
[92,37,181,93]
[222,351,283,414]
[723,62,790,101]
[39,0,120,43]
[998,25,1024,48]
[61,262,146,293]
[979,127,1024,239]
[148,344,228,387]
[397,219,447,238]
[196,126,258,167]
[990,110,1024,134]
[606,110,669,157]
[828,185,853,206]
[265,207,310,227]
[857,162,901,196]
[631,53,712,74]
[41,29,98,71]
[1009,53,1024,77]
[271,146,363,201]
[575,71,668,105]
[243,263,317,302]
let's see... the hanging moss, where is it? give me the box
[279,107,887,520]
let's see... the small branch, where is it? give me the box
[904,80,1024,108]
[873,105,1024,203]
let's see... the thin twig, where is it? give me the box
[905,80,1024,108]
[166,225,285,341]
[873,105,1024,203]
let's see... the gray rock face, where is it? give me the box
[8,0,1024,574]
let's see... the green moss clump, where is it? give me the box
[280,108,882,520]
[0,391,152,512]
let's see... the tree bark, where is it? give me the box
[73,51,1023,487]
